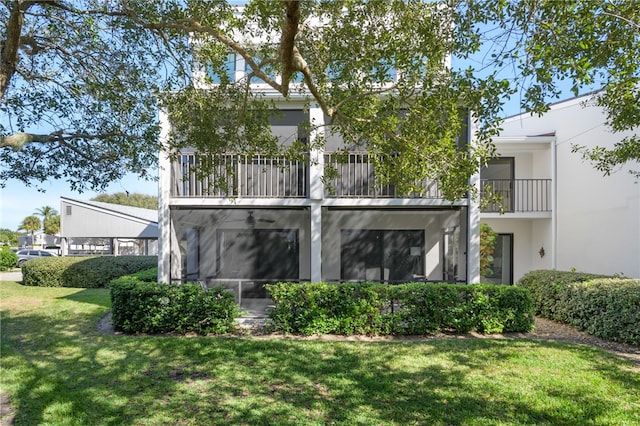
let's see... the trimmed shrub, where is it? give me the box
[266,282,393,335]
[110,276,239,335]
[517,270,639,346]
[562,279,640,346]
[516,270,607,321]
[22,256,157,288]
[126,267,158,282]
[0,248,18,271]
[266,282,534,336]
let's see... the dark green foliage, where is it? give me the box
[266,282,534,336]
[266,283,393,335]
[126,267,158,283]
[561,279,640,346]
[516,270,607,321]
[21,256,157,288]
[0,247,18,271]
[517,270,639,346]
[110,277,239,335]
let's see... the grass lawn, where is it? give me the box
[1,281,639,426]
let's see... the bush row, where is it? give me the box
[0,248,17,271]
[516,270,608,320]
[518,271,640,345]
[22,256,158,288]
[110,274,239,335]
[265,282,534,336]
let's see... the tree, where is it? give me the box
[122,0,506,200]
[91,192,158,210]
[18,215,40,246]
[0,0,184,191]
[458,0,640,178]
[44,214,61,236]
[0,228,18,246]
[2,1,638,199]
[479,223,498,279]
[34,205,59,235]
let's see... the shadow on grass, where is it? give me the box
[57,288,111,308]
[2,305,639,425]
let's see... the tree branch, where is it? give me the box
[1,130,124,163]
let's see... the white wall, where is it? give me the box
[482,218,552,282]
[501,95,640,278]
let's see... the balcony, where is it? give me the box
[172,151,446,200]
[172,153,308,198]
[324,152,443,199]
[480,179,552,213]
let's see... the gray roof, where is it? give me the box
[60,197,158,223]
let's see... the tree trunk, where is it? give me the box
[0,1,26,101]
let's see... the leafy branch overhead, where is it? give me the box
[1,0,638,195]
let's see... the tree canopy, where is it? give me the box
[91,192,158,210]
[1,0,638,199]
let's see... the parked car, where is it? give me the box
[16,249,58,267]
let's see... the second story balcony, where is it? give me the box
[480,179,552,213]
[323,152,443,199]
[171,152,552,212]
[173,153,308,198]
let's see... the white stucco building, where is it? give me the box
[482,94,639,282]
[157,50,481,309]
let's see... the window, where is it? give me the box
[206,52,236,84]
[216,229,299,280]
[481,158,514,212]
[245,57,276,84]
[66,206,72,215]
[340,230,424,282]
[483,233,513,285]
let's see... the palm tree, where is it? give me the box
[19,216,41,248]
[34,206,58,235]
[44,214,61,236]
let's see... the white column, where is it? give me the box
[310,203,323,282]
[467,173,481,283]
[61,237,68,256]
[551,137,558,270]
[308,104,325,282]
[467,112,481,284]
[158,108,172,284]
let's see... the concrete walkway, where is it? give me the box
[0,270,22,282]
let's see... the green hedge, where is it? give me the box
[266,282,534,336]
[516,270,607,321]
[22,256,157,288]
[0,248,18,271]
[110,276,239,335]
[563,279,640,345]
[517,271,640,346]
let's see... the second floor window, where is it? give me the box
[206,53,236,84]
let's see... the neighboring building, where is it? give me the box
[60,197,158,256]
[18,231,60,250]
[158,54,481,309]
[481,94,640,283]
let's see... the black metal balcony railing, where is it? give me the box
[173,153,308,198]
[480,179,552,212]
[324,152,442,198]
